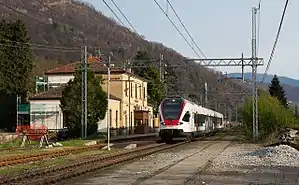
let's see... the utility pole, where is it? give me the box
[252,6,259,141]
[159,54,163,82]
[107,52,112,151]
[235,105,238,123]
[16,96,20,128]
[241,53,244,81]
[81,45,87,139]
[84,46,88,139]
[204,82,208,107]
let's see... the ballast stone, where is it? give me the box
[211,144,299,172]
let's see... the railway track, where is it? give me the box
[0,142,187,185]
[0,135,158,167]
[0,144,106,167]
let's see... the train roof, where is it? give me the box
[162,97,224,117]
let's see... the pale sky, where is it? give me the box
[86,0,298,79]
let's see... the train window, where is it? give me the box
[182,111,190,122]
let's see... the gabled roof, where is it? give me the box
[29,85,121,101]
[44,61,148,82]
[45,61,126,75]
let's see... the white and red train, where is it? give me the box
[158,97,224,143]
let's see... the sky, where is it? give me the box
[85,0,298,80]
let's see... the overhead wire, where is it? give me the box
[153,0,202,59]
[0,1,86,49]
[0,39,81,50]
[256,0,261,57]
[102,0,127,28]
[109,0,138,33]
[261,0,289,83]
[166,0,206,59]
[0,43,80,52]
[0,1,48,25]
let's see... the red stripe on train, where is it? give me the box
[163,100,187,126]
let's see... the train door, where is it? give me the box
[182,111,192,131]
[194,113,198,132]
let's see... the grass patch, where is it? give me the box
[0,139,39,149]
[58,139,97,147]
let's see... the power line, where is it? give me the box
[102,0,127,28]
[0,1,47,25]
[0,1,86,47]
[109,0,137,33]
[262,0,289,83]
[153,0,202,59]
[0,43,80,52]
[0,39,81,50]
[257,0,262,57]
[166,0,206,59]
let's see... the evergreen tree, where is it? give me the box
[0,19,33,131]
[60,65,108,138]
[134,51,165,116]
[0,19,33,97]
[268,75,288,107]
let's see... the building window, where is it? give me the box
[131,83,133,97]
[135,84,137,98]
[143,87,146,99]
[125,115,128,128]
[130,111,133,128]
[125,82,128,97]
[116,110,118,128]
[109,109,112,127]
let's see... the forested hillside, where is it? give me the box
[0,0,250,112]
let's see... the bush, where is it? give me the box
[241,89,296,141]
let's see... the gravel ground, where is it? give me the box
[185,144,299,185]
[58,141,219,185]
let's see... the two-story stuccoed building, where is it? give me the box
[29,59,154,135]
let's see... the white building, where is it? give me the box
[29,85,121,131]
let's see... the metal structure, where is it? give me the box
[252,6,260,141]
[107,53,112,151]
[80,52,263,143]
[183,57,263,66]
[30,104,62,129]
[81,45,87,139]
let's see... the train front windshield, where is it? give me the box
[161,98,184,120]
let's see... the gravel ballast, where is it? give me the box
[61,141,213,185]
[210,144,299,173]
[185,144,299,185]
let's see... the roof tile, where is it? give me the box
[29,85,121,101]
[45,60,126,74]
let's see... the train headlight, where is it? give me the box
[161,122,165,125]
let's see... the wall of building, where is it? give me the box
[29,100,63,130]
[47,74,74,87]
[45,72,153,133]
[101,74,123,99]
[147,105,154,127]
[97,99,121,132]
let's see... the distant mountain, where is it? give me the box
[228,73,299,103]
[227,73,299,87]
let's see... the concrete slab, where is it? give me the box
[61,141,213,185]
[139,141,231,185]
